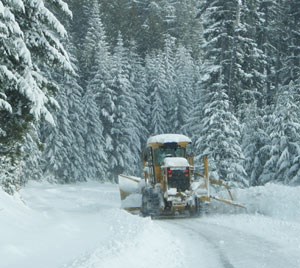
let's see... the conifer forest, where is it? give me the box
[1,0,300,193]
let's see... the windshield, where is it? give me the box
[154,147,185,166]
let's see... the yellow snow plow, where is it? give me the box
[119,134,245,217]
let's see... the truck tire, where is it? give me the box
[141,188,161,217]
[141,189,150,216]
[189,196,200,217]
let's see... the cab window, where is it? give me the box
[154,147,185,165]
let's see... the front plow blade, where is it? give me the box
[118,175,143,212]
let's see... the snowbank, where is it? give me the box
[0,187,31,227]
[209,183,300,223]
[0,181,122,268]
[66,212,184,268]
[234,183,300,222]
[0,181,183,268]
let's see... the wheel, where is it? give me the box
[141,189,150,216]
[199,201,210,216]
[189,197,200,217]
[141,187,161,217]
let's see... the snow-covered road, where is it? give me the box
[1,181,300,268]
[159,216,300,268]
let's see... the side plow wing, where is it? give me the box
[193,156,246,211]
[118,175,144,212]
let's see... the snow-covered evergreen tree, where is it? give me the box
[257,0,283,105]
[40,105,74,183]
[65,72,87,182]
[261,83,300,185]
[200,0,265,111]
[195,86,247,187]
[67,0,92,70]
[172,45,195,133]
[40,38,87,183]
[77,6,112,180]
[232,0,266,110]
[79,9,115,180]
[108,33,138,180]
[162,34,177,132]
[279,1,300,98]
[21,124,44,183]
[145,51,168,135]
[0,0,72,191]
[80,0,105,85]
[241,102,269,186]
[127,41,149,172]
[82,86,107,181]
[182,61,203,140]
[40,82,82,183]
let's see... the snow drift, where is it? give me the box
[235,183,300,222]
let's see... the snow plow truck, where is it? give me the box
[118,134,244,218]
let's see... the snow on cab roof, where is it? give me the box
[163,157,189,168]
[147,134,191,145]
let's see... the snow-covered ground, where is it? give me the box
[1,181,300,268]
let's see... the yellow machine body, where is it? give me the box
[118,134,246,217]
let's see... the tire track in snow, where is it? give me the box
[159,217,297,268]
[165,220,235,268]
[190,229,235,268]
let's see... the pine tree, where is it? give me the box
[127,41,149,170]
[279,1,300,95]
[65,78,87,182]
[241,102,269,186]
[66,1,112,181]
[82,86,107,181]
[108,33,137,180]
[261,83,300,185]
[21,124,44,183]
[67,0,92,60]
[232,0,266,110]
[40,104,74,183]
[172,45,195,133]
[182,62,203,140]
[83,27,111,181]
[162,34,177,132]
[61,58,87,182]
[145,51,168,135]
[257,0,283,105]
[84,18,115,180]
[0,2,36,153]
[80,0,106,85]
[0,0,71,191]
[200,0,265,111]
[40,36,87,183]
[196,87,247,186]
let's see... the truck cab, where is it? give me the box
[143,134,193,185]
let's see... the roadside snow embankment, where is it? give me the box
[235,183,300,222]
[67,212,184,268]
[210,183,300,222]
[0,181,184,268]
